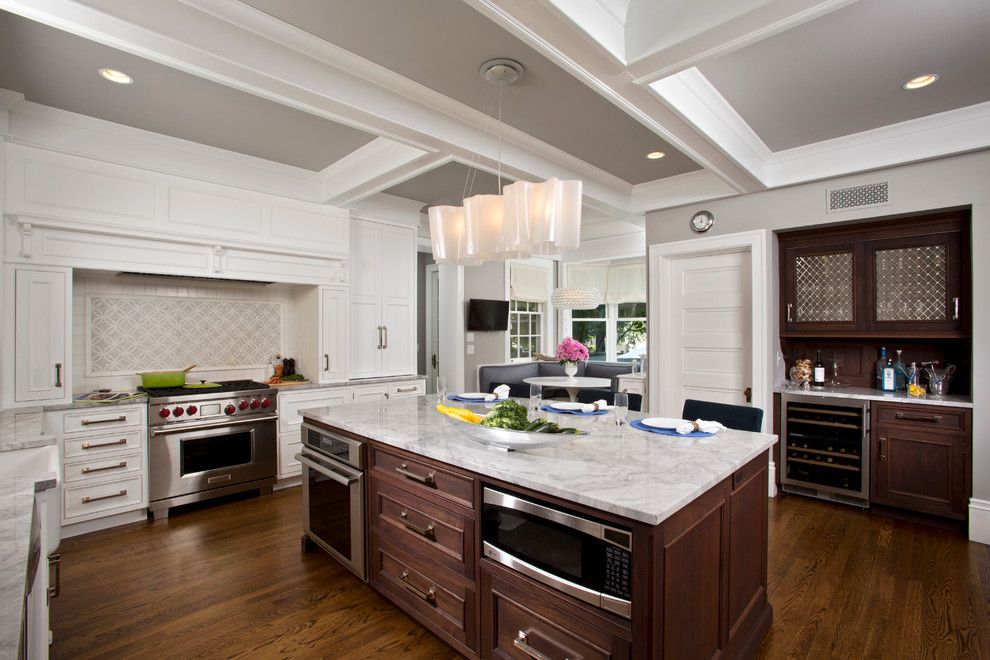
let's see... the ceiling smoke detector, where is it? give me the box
[479,58,524,85]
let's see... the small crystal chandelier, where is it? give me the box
[551,286,602,310]
[429,59,583,266]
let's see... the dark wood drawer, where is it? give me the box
[371,444,476,510]
[370,535,477,655]
[874,403,968,434]
[370,474,475,580]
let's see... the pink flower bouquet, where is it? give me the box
[555,337,589,364]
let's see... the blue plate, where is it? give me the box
[447,394,488,403]
[541,404,607,416]
[629,418,714,437]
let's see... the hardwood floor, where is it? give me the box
[51,488,990,659]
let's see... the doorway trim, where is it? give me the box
[425,264,439,393]
[648,229,774,487]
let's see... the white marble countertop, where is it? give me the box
[272,374,427,394]
[776,385,973,408]
[300,397,777,526]
[0,407,51,453]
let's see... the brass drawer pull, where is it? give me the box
[395,463,437,487]
[398,511,436,540]
[80,415,127,426]
[82,489,127,504]
[514,631,558,660]
[82,461,127,474]
[895,412,942,423]
[399,570,437,605]
[81,438,128,450]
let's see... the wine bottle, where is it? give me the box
[876,346,888,389]
[813,350,826,387]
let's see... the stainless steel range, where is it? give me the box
[141,380,278,519]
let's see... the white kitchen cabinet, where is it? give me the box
[276,387,351,479]
[10,266,71,406]
[388,380,426,398]
[350,383,389,402]
[349,218,416,379]
[319,287,348,383]
[617,373,649,413]
[351,379,426,402]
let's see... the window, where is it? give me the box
[570,302,647,363]
[509,300,543,360]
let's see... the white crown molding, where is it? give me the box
[347,192,426,228]
[630,169,738,213]
[559,230,645,262]
[535,0,628,64]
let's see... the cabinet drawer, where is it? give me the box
[277,389,350,433]
[279,440,302,477]
[874,404,967,433]
[63,429,145,459]
[388,380,425,398]
[62,406,145,436]
[371,535,477,654]
[371,475,474,579]
[63,475,145,521]
[371,446,475,511]
[63,450,143,485]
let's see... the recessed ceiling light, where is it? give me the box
[98,68,133,85]
[902,73,938,90]
[646,151,666,159]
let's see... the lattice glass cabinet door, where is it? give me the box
[784,247,858,329]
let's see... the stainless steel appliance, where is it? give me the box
[142,380,277,519]
[481,486,633,618]
[297,422,366,580]
[781,393,870,507]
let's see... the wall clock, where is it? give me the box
[690,210,715,233]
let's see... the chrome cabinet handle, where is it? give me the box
[398,510,436,540]
[47,554,61,605]
[895,412,942,423]
[786,303,793,323]
[82,461,127,474]
[953,297,960,320]
[384,325,388,349]
[396,386,418,393]
[324,353,330,371]
[80,415,127,426]
[81,438,127,450]
[514,631,557,660]
[399,570,437,605]
[82,489,127,504]
[395,463,437,487]
[377,325,383,349]
[879,437,886,461]
[55,362,63,388]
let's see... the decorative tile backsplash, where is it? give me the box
[87,295,283,375]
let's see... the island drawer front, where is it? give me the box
[62,406,145,436]
[63,450,144,485]
[873,403,968,434]
[63,474,145,521]
[63,430,145,458]
[371,475,475,579]
[388,380,426,398]
[370,534,477,655]
[371,445,476,511]
[482,564,630,660]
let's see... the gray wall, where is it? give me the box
[463,261,507,390]
[416,250,434,378]
[644,149,990,530]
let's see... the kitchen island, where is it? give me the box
[301,396,777,659]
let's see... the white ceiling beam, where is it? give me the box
[630,169,738,213]
[318,138,442,206]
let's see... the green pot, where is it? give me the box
[137,371,188,388]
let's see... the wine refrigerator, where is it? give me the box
[781,394,870,507]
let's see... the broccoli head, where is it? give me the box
[480,399,530,430]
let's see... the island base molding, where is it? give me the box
[351,433,773,659]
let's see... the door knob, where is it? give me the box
[743,387,752,403]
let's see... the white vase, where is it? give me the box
[564,361,578,380]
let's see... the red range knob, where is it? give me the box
[159,408,171,418]
[239,401,249,411]
[186,405,198,415]
[250,399,260,409]
[224,404,236,415]
[260,398,271,409]
[173,407,184,417]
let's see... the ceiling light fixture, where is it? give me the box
[551,286,602,310]
[646,151,666,159]
[902,73,938,90]
[98,67,133,84]
[428,59,582,266]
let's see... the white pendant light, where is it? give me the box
[551,286,602,310]
[428,59,582,266]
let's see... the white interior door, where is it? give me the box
[661,250,752,417]
[425,265,440,393]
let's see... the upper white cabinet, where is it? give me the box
[320,287,348,383]
[349,218,416,379]
[9,266,71,406]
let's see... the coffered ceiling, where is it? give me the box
[382,162,506,207]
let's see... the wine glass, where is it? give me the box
[613,392,629,427]
[436,376,448,403]
[529,383,543,417]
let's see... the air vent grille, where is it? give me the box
[827,181,889,212]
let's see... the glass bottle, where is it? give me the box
[812,350,826,387]
[875,346,888,390]
[893,349,906,390]
[882,358,896,392]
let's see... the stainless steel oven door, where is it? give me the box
[298,448,366,581]
[150,416,277,503]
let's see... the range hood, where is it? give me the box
[114,272,274,286]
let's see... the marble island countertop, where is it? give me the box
[775,384,973,408]
[0,407,51,453]
[301,397,777,526]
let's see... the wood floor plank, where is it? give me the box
[50,488,990,659]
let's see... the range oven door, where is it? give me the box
[482,487,633,618]
[298,448,366,581]
[150,416,277,503]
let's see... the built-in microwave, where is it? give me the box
[481,486,633,618]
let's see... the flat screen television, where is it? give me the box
[467,298,510,331]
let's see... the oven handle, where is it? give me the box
[296,452,362,486]
[151,415,278,436]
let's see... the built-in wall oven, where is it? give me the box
[482,486,633,618]
[298,423,366,580]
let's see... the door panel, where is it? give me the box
[382,301,414,376]
[350,220,381,299]
[349,299,381,379]
[320,288,348,382]
[15,269,68,402]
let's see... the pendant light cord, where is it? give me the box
[496,80,503,193]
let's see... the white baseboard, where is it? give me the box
[969,498,990,545]
[61,508,147,539]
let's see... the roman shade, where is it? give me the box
[509,262,551,302]
[566,262,646,303]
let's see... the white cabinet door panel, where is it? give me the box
[381,301,414,376]
[349,299,381,379]
[14,268,69,403]
[351,384,388,402]
[320,288,348,383]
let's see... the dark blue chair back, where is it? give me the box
[681,399,763,432]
